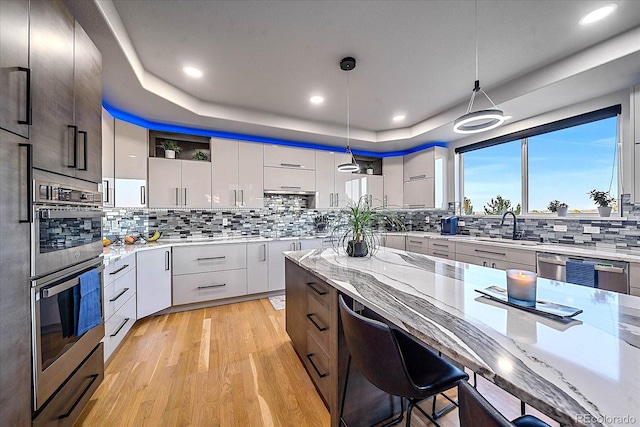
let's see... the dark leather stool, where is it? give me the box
[338,295,469,427]
[458,380,551,427]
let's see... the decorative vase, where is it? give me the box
[366,168,373,175]
[556,206,568,217]
[165,149,176,159]
[346,240,368,257]
[597,206,612,217]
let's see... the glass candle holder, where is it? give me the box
[506,269,537,307]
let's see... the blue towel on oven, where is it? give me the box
[566,260,598,288]
[76,270,102,336]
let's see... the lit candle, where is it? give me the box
[506,269,537,307]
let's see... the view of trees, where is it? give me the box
[483,195,521,215]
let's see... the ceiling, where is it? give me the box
[67,0,640,152]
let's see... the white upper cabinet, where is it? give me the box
[148,157,212,208]
[315,151,336,208]
[101,108,115,207]
[334,154,360,208]
[114,119,148,207]
[361,175,384,207]
[211,138,263,208]
[383,156,403,208]
[238,141,264,208]
[403,149,435,182]
[404,178,435,209]
[264,167,315,192]
[264,145,315,170]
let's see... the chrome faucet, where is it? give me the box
[500,211,520,240]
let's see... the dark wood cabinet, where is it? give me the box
[29,0,102,183]
[285,260,309,357]
[0,0,30,139]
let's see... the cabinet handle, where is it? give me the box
[175,188,179,206]
[78,130,88,171]
[240,189,243,205]
[291,243,296,251]
[103,180,110,204]
[334,193,339,207]
[140,186,146,205]
[184,188,187,206]
[474,249,506,256]
[492,262,496,268]
[482,261,487,267]
[17,67,31,125]
[197,256,226,261]
[197,283,226,289]
[306,354,328,378]
[19,143,33,223]
[384,195,388,208]
[432,243,448,248]
[298,242,302,250]
[280,163,301,168]
[233,189,237,207]
[165,251,170,270]
[432,252,449,258]
[408,240,423,244]
[261,244,267,261]
[280,186,301,189]
[329,193,333,207]
[110,318,130,337]
[410,175,426,180]
[306,313,327,331]
[109,264,129,275]
[67,125,78,168]
[109,288,129,302]
[409,204,425,208]
[57,373,99,419]
[306,282,327,296]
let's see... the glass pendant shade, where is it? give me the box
[453,109,505,134]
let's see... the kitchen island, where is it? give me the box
[285,247,639,427]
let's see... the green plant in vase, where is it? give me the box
[191,149,209,161]
[588,190,615,217]
[547,200,568,216]
[330,196,405,257]
[157,139,182,158]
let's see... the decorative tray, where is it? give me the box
[475,286,583,320]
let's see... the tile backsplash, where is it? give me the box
[103,194,640,252]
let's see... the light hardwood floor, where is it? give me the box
[77,299,556,427]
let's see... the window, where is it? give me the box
[458,107,619,215]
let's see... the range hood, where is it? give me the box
[263,189,316,196]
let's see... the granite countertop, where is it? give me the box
[285,248,640,427]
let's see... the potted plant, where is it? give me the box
[588,190,615,217]
[191,149,209,161]
[364,162,375,175]
[157,139,182,159]
[331,196,405,257]
[547,200,569,217]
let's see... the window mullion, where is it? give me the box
[521,138,528,214]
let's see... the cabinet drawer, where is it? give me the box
[104,256,135,286]
[455,253,484,267]
[173,243,246,275]
[406,237,428,255]
[307,293,331,352]
[306,279,332,309]
[455,242,535,266]
[104,295,136,361]
[263,167,315,192]
[104,267,136,321]
[305,331,330,402]
[173,269,247,305]
[264,145,316,170]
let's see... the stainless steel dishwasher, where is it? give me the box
[536,252,629,294]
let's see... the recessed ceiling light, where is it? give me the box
[392,114,406,122]
[579,4,617,25]
[183,66,203,78]
[309,96,324,105]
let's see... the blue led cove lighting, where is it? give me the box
[103,103,447,158]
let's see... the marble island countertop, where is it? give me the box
[285,247,640,427]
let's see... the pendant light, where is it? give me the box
[453,1,505,134]
[337,57,360,172]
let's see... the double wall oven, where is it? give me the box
[30,174,106,426]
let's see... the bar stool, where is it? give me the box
[458,381,551,427]
[338,295,469,427]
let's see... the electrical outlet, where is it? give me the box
[222,218,228,226]
[553,224,567,232]
[458,220,465,227]
[583,226,600,234]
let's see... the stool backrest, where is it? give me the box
[458,380,513,427]
[338,295,415,397]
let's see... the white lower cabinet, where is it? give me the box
[136,248,172,318]
[173,269,247,305]
[405,237,428,255]
[268,239,320,291]
[380,235,406,250]
[102,254,137,362]
[247,242,269,294]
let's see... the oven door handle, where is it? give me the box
[38,209,105,219]
[41,265,105,298]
